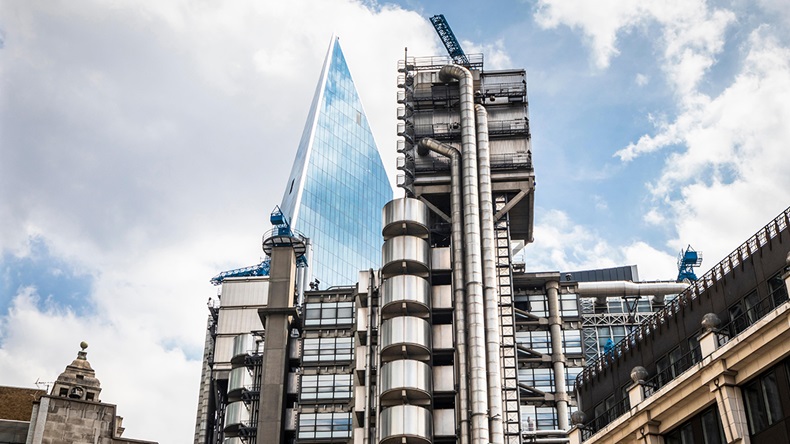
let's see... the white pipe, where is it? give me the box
[546,281,569,430]
[475,104,504,444]
[439,64,490,444]
[576,281,688,305]
[418,138,469,444]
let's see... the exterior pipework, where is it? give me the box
[546,281,569,430]
[439,64,490,444]
[475,104,504,444]
[418,138,469,444]
[364,269,374,444]
[576,281,689,305]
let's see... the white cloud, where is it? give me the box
[527,209,678,280]
[635,73,649,86]
[462,38,513,70]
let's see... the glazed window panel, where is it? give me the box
[298,412,352,440]
[302,337,353,363]
[300,374,353,401]
[303,301,355,326]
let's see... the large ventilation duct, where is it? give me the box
[439,63,490,444]
[417,138,469,444]
[576,281,689,305]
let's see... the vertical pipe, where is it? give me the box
[439,64,489,444]
[418,138,469,444]
[363,269,375,444]
[547,281,569,430]
[476,104,504,444]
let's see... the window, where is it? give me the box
[302,337,353,363]
[516,330,550,354]
[768,272,788,307]
[560,293,578,317]
[304,301,354,326]
[300,374,353,401]
[664,405,724,444]
[743,370,784,434]
[562,330,582,355]
[521,405,558,431]
[298,412,352,439]
[518,367,553,393]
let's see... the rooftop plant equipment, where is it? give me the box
[210,206,306,285]
[676,245,703,282]
[429,14,470,66]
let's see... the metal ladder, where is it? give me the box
[495,193,522,444]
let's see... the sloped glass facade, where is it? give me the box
[280,38,392,287]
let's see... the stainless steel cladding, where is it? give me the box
[380,316,432,362]
[223,438,244,444]
[231,333,254,366]
[227,367,252,402]
[380,359,433,406]
[381,274,431,319]
[381,235,430,278]
[382,199,430,240]
[223,401,251,436]
[379,404,433,444]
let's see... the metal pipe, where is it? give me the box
[363,269,375,444]
[418,138,469,444]
[439,62,489,444]
[475,104,504,444]
[547,281,569,430]
[576,281,689,305]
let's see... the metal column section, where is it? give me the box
[476,104,504,444]
[546,281,569,430]
[494,194,523,444]
[379,198,433,444]
[439,64,490,444]
[417,138,469,444]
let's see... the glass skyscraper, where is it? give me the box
[280,37,392,287]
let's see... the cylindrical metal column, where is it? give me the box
[547,281,569,430]
[475,104,504,444]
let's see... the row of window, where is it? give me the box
[518,367,583,394]
[303,301,354,326]
[516,293,579,318]
[516,329,582,355]
[302,337,353,363]
[297,412,352,440]
[300,374,353,401]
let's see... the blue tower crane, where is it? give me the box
[210,206,306,285]
[677,245,703,282]
[429,14,470,66]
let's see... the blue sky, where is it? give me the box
[1,1,789,442]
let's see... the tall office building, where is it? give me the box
[280,36,392,288]
[193,36,390,444]
[199,37,745,444]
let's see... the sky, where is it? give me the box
[1,0,789,442]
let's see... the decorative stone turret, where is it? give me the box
[49,341,102,402]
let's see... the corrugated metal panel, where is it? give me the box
[221,278,269,307]
[217,308,263,334]
[214,336,235,366]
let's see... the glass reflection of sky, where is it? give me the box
[280,38,391,287]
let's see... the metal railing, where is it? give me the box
[577,206,790,387]
[643,347,701,397]
[582,396,630,439]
